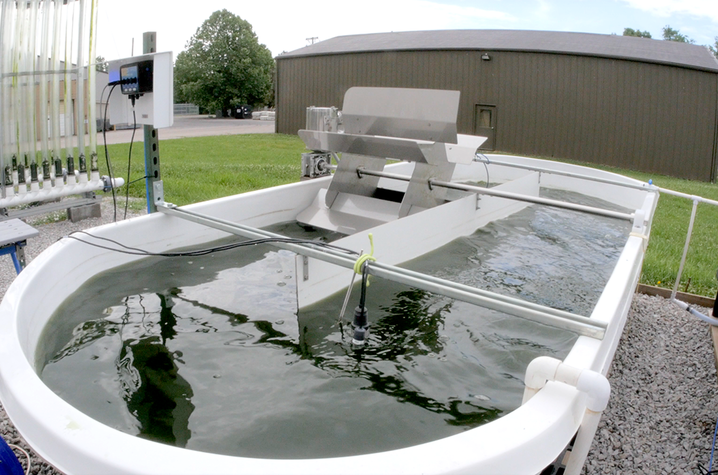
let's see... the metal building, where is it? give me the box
[276,30,718,181]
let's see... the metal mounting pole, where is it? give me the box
[143,31,161,213]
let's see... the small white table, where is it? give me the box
[0,219,38,274]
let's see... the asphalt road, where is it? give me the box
[101,115,275,145]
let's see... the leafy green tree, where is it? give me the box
[662,25,695,43]
[95,55,107,72]
[623,28,652,38]
[710,37,718,59]
[174,10,274,115]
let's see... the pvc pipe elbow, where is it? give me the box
[576,370,611,412]
[524,357,611,413]
[524,356,561,390]
[523,356,561,404]
[102,176,125,192]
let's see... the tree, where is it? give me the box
[174,10,274,115]
[95,55,107,72]
[662,25,695,44]
[710,37,718,59]
[623,28,651,39]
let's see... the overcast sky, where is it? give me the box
[97,0,718,61]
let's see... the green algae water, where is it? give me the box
[39,191,630,458]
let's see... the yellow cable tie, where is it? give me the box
[353,233,376,275]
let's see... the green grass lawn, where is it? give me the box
[103,134,305,205]
[99,134,718,297]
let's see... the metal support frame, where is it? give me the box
[0,195,98,220]
[356,167,635,221]
[157,202,607,339]
[0,242,24,274]
[143,31,161,213]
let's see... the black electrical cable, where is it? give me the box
[124,106,137,220]
[65,230,360,258]
[359,261,370,309]
[102,83,119,222]
[127,175,149,186]
[697,462,718,474]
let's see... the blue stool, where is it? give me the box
[0,219,38,275]
[0,436,23,475]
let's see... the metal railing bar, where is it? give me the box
[356,167,635,221]
[157,203,606,339]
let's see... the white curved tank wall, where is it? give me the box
[0,156,657,474]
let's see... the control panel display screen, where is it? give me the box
[120,60,153,95]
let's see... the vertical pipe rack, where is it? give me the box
[0,0,108,216]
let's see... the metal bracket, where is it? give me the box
[302,255,309,281]
[153,180,165,206]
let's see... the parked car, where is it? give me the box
[231,104,253,119]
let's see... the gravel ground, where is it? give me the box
[0,202,716,474]
[586,294,717,475]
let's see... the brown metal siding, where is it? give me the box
[276,50,718,181]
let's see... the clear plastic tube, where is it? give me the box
[26,0,38,172]
[39,0,52,181]
[0,0,9,197]
[50,0,64,181]
[3,0,96,193]
[63,0,75,180]
[14,0,27,190]
[88,0,98,175]
[3,2,17,194]
[75,0,85,174]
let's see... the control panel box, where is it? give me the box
[120,60,153,95]
[108,51,173,129]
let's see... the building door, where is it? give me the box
[474,104,496,151]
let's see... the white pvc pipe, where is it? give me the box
[522,356,561,404]
[563,372,611,475]
[522,356,611,475]
[479,156,654,192]
[671,298,718,326]
[657,187,718,207]
[0,175,124,208]
[671,199,698,300]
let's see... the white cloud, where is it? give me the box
[620,0,718,22]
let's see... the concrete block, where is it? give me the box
[67,202,101,223]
